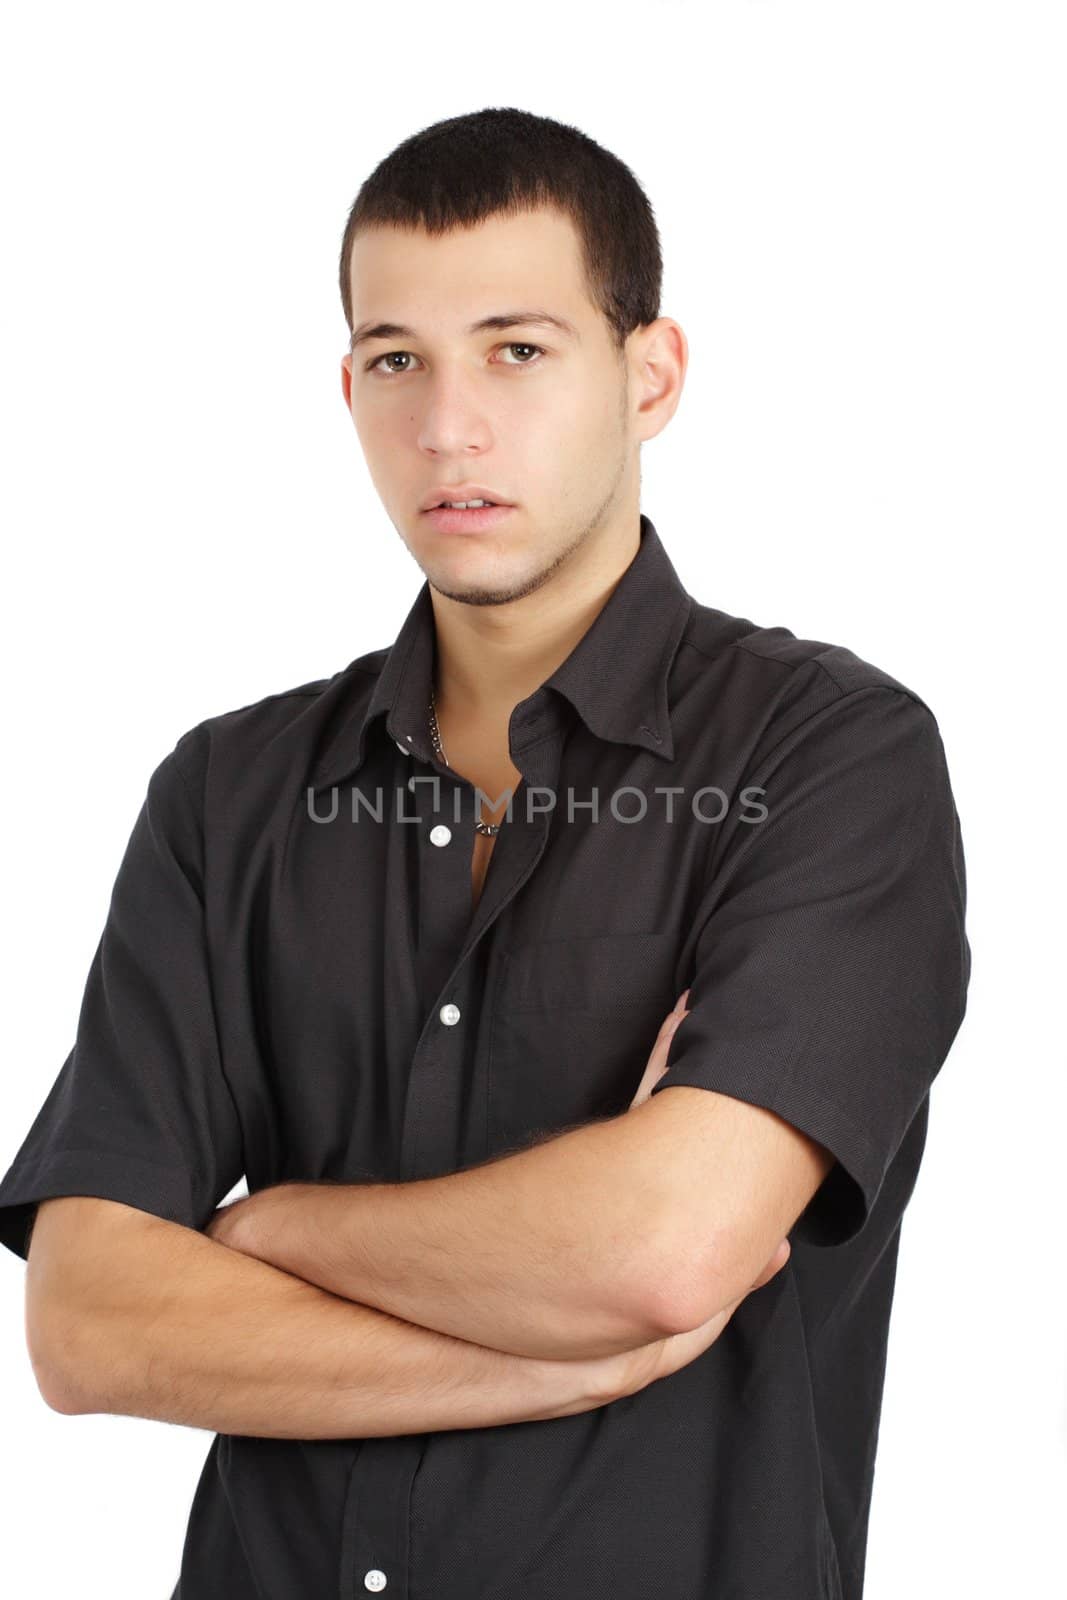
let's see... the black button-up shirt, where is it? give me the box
[0,513,970,1600]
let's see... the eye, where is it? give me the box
[364,343,547,376]
[367,350,419,376]
[497,342,546,367]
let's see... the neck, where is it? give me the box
[429,513,642,725]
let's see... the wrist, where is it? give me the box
[535,1348,632,1418]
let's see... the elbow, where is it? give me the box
[644,1274,708,1339]
[640,1229,734,1337]
[24,1196,170,1417]
[28,1330,90,1416]
[26,1297,102,1417]
[37,1373,85,1416]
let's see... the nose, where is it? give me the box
[416,372,495,457]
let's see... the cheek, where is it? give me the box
[512,382,604,456]
[353,406,407,458]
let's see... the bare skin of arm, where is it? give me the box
[25,1192,787,1436]
[26,1195,618,1435]
[25,992,790,1431]
[207,996,790,1363]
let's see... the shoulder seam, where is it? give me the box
[681,635,823,676]
[733,638,805,671]
[679,637,790,672]
[810,657,934,716]
[683,632,933,714]
[181,669,381,736]
[234,665,382,712]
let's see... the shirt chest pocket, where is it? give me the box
[487,931,680,1151]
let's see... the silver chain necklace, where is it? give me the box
[428,690,502,836]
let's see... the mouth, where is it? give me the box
[422,502,516,534]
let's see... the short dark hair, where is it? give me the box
[339,107,662,356]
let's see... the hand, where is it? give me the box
[204,1195,258,1251]
[629,989,691,1109]
[620,1237,792,1397]
[203,1182,313,1267]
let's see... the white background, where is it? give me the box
[1,2,1063,1595]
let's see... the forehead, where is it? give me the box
[347,206,594,331]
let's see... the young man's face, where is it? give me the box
[341,204,676,607]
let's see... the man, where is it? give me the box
[0,107,970,1600]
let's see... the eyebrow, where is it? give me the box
[349,311,581,351]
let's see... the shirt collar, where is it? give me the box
[311,513,692,792]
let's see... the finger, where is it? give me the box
[652,1010,685,1054]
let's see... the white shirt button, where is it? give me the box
[429,824,452,847]
[363,1571,387,1592]
[408,774,417,790]
[395,737,412,754]
[439,1003,461,1026]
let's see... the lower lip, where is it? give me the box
[423,503,515,534]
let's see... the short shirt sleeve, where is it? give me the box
[649,684,970,1249]
[0,732,245,1262]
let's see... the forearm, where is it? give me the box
[42,1210,618,1437]
[231,1111,685,1363]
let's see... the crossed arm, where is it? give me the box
[207,1009,831,1365]
[211,1108,694,1364]
[29,1006,688,1430]
[29,1005,817,1433]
